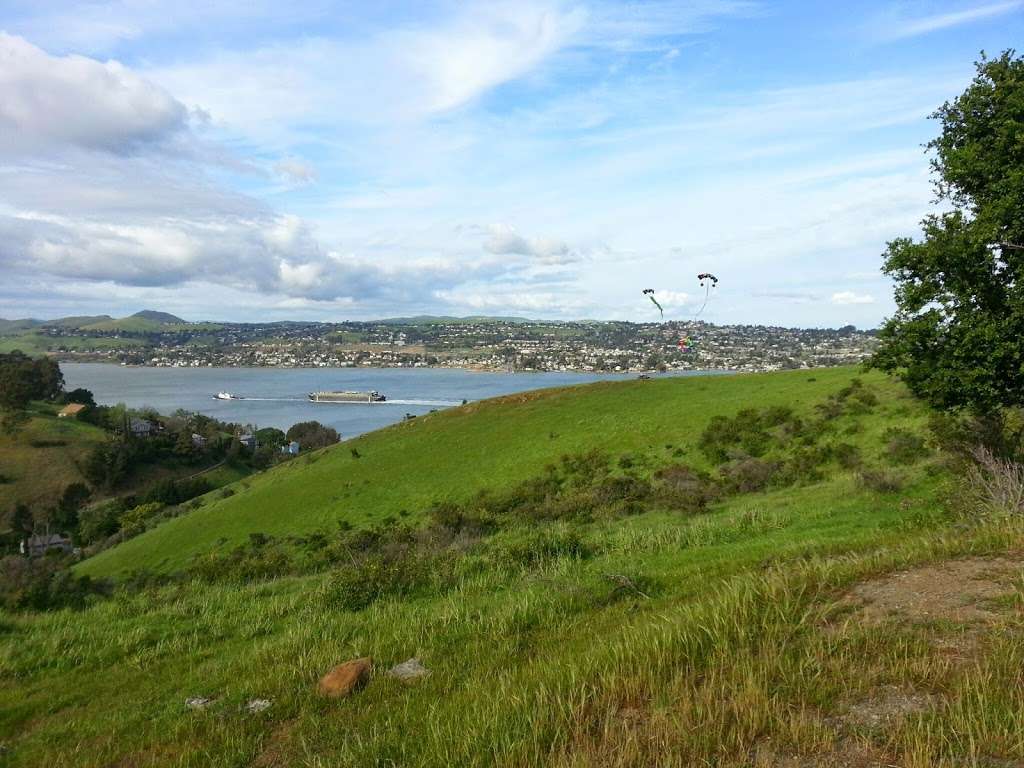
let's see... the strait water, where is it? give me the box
[62,364,720,438]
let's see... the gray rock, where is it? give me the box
[185,696,213,710]
[387,657,431,683]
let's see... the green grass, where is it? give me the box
[0,404,108,510]
[6,367,1022,767]
[0,333,142,354]
[79,367,913,578]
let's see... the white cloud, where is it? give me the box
[0,33,188,154]
[831,291,875,305]
[870,1,1023,41]
[273,158,318,185]
[482,224,576,264]
[433,288,585,314]
[146,2,583,142]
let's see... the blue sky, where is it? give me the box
[0,1,1021,326]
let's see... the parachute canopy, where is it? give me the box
[697,272,718,287]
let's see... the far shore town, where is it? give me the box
[23,317,877,374]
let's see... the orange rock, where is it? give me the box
[317,657,372,698]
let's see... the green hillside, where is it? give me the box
[0,404,108,511]
[82,367,908,577]
[7,367,1024,767]
[80,311,186,333]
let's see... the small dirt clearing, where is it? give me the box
[843,556,1024,625]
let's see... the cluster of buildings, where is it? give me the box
[45,319,877,373]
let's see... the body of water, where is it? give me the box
[62,364,720,438]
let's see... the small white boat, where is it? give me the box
[213,391,237,400]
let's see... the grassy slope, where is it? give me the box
[5,368,1023,767]
[0,404,108,510]
[80,367,893,578]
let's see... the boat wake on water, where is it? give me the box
[214,396,463,407]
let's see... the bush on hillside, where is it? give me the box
[958,447,1024,519]
[857,468,904,494]
[0,555,110,612]
[654,464,719,513]
[494,527,593,568]
[720,458,780,494]
[118,502,163,538]
[323,549,457,611]
[831,442,863,470]
[286,421,339,451]
[883,427,930,465]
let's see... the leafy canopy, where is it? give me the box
[872,51,1024,412]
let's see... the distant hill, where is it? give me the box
[0,318,42,334]
[43,315,113,329]
[79,310,189,333]
[130,310,186,324]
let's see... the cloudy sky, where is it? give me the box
[1,1,1021,326]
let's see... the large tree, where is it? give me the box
[872,51,1024,413]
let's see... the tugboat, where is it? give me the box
[213,391,238,400]
[308,390,386,403]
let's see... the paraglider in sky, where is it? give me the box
[692,272,718,318]
[697,273,718,287]
[677,335,693,351]
[642,288,664,319]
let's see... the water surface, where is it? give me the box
[62,364,719,437]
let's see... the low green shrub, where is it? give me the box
[654,463,719,513]
[492,526,593,568]
[831,442,863,469]
[0,555,110,612]
[883,427,930,465]
[720,458,780,494]
[858,467,904,493]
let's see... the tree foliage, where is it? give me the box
[286,421,340,450]
[872,51,1024,412]
[0,352,63,412]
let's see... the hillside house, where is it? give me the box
[58,403,87,418]
[281,440,300,455]
[129,418,155,437]
[21,533,73,557]
[191,433,207,448]
[238,434,258,451]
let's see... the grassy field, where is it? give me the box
[79,367,910,578]
[0,334,142,355]
[0,404,108,510]
[4,368,1023,767]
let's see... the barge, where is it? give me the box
[308,390,386,403]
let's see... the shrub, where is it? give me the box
[959,447,1024,518]
[592,475,652,506]
[858,468,904,493]
[118,502,163,537]
[560,450,610,487]
[832,442,863,469]
[427,500,496,535]
[814,399,844,421]
[0,555,110,612]
[495,527,592,568]
[654,464,719,513]
[883,427,929,465]
[324,550,455,611]
[776,447,828,486]
[720,458,780,494]
[77,500,125,544]
[220,487,235,499]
